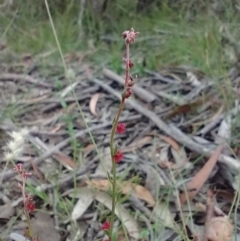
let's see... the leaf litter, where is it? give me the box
[1,48,240,241]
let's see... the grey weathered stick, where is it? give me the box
[103,68,157,103]
[92,78,240,173]
[0,73,52,88]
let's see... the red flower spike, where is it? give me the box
[113,150,123,163]
[101,221,111,231]
[14,163,23,173]
[116,123,126,134]
[122,28,139,44]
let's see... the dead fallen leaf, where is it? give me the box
[122,136,152,153]
[53,152,76,170]
[86,179,110,191]
[50,124,62,134]
[86,179,155,207]
[180,146,222,204]
[121,183,155,207]
[71,188,94,221]
[89,93,100,116]
[83,143,94,153]
[158,135,179,151]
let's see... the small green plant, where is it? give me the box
[4,129,38,240]
[100,28,139,241]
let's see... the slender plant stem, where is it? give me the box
[125,43,129,87]
[109,99,125,238]
[22,181,33,239]
[109,40,130,239]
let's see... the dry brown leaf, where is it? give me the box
[71,188,94,221]
[50,124,62,134]
[205,216,233,241]
[89,93,100,116]
[180,146,222,204]
[158,134,179,151]
[86,179,155,207]
[53,152,76,170]
[121,182,155,207]
[86,179,110,191]
[122,136,152,153]
[83,144,94,153]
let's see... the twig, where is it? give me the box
[103,68,157,103]
[0,73,53,88]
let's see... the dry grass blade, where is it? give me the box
[180,145,223,204]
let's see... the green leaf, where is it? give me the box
[111,231,118,241]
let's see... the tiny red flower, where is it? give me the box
[129,60,134,68]
[101,221,111,231]
[26,201,35,213]
[126,76,135,87]
[113,150,123,163]
[116,123,125,134]
[125,88,133,98]
[24,195,35,213]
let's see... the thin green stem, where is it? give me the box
[22,181,33,239]
[109,99,125,238]
[109,41,130,240]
